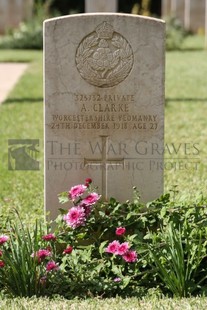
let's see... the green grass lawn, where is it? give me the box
[0,36,207,308]
[0,50,44,223]
[165,48,207,201]
[1,296,207,309]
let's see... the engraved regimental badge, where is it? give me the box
[75,22,134,88]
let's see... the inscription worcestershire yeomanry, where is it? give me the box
[50,114,158,130]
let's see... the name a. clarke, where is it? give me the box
[80,103,129,113]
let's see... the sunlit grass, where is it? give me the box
[1,296,207,309]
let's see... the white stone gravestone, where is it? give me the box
[85,0,117,13]
[44,13,165,220]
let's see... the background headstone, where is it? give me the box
[162,0,206,33]
[85,0,117,13]
[187,0,205,33]
[44,13,165,220]
[206,0,207,47]
[0,0,33,34]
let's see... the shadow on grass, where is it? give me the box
[181,47,205,52]
[4,98,207,104]
[166,98,207,103]
[3,98,43,104]
[168,48,205,53]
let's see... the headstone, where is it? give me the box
[162,0,171,17]
[187,0,205,33]
[205,0,207,47]
[0,0,33,34]
[162,0,206,33]
[162,0,185,26]
[85,0,117,13]
[44,13,165,220]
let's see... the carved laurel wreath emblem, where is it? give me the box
[75,22,134,88]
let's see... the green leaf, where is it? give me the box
[58,192,69,204]
[121,276,131,289]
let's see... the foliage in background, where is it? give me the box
[0,0,52,50]
[0,0,194,51]
[165,16,188,50]
[131,0,151,16]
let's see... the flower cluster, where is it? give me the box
[31,249,52,262]
[0,235,9,268]
[31,232,73,275]
[63,179,101,229]
[105,228,138,263]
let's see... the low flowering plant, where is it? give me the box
[31,249,51,262]
[0,235,9,245]
[44,179,143,297]
[0,180,207,299]
[0,179,172,298]
[42,233,56,241]
[0,260,5,268]
[63,206,86,229]
[105,240,120,254]
[63,246,73,255]
[116,227,126,236]
[68,184,87,201]
[46,261,59,272]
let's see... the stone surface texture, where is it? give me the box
[44,13,165,220]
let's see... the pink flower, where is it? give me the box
[117,242,130,255]
[105,240,120,254]
[114,277,121,282]
[42,233,56,241]
[68,184,87,201]
[63,246,73,254]
[46,260,59,272]
[116,227,126,236]
[82,192,101,206]
[122,250,138,263]
[0,235,9,245]
[31,249,51,262]
[0,260,5,268]
[63,206,86,229]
